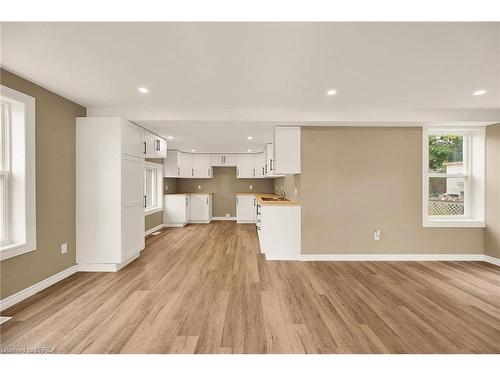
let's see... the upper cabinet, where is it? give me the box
[236,154,255,178]
[211,154,237,167]
[143,130,167,158]
[273,126,301,174]
[193,154,212,178]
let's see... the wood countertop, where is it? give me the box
[256,193,300,206]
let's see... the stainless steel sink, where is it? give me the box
[261,197,287,202]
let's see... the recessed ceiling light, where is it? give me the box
[473,90,486,96]
[247,149,252,152]
[167,136,174,140]
[191,149,196,152]
[326,89,337,96]
[247,136,253,140]
[138,87,149,94]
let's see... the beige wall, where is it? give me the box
[176,167,274,217]
[301,127,484,254]
[145,211,164,232]
[485,124,500,259]
[164,178,178,194]
[145,158,164,232]
[273,175,301,201]
[1,69,86,299]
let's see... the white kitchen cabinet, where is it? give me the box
[193,154,212,178]
[179,152,193,178]
[254,152,266,178]
[236,154,255,178]
[190,194,213,223]
[257,204,301,260]
[273,126,301,174]
[236,194,257,223]
[164,150,181,177]
[211,154,237,167]
[164,194,190,226]
[143,131,167,158]
[76,117,145,272]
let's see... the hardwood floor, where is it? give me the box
[1,221,500,353]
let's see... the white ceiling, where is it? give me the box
[1,22,500,152]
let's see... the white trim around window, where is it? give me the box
[422,126,485,228]
[144,161,163,216]
[0,85,37,260]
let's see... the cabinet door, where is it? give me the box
[236,195,256,223]
[122,156,145,260]
[254,152,266,178]
[164,195,189,223]
[190,195,210,222]
[179,152,193,177]
[236,154,255,178]
[211,154,225,166]
[164,150,180,177]
[143,132,157,158]
[193,154,212,178]
[122,122,144,158]
[152,137,167,158]
[223,154,237,166]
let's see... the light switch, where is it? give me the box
[250,185,253,190]
[198,185,201,190]
[61,243,68,254]
[373,230,381,241]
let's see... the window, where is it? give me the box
[144,162,163,215]
[0,85,36,260]
[423,126,485,227]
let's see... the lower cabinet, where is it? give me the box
[190,194,213,223]
[164,194,190,227]
[164,193,212,226]
[236,194,256,223]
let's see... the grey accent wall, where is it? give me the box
[176,167,274,217]
[1,69,86,300]
[300,126,484,254]
[485,124,500,259]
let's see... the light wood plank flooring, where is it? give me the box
[1,221,500,353]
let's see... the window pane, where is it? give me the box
[145,169,153,208]
[428,135,464,174]
[429,177,465,216]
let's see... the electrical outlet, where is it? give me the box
[373,230,381,241]
[61,242,68,254]
[294,187,298,197]
[165,185,168,191]
[225,213,230,218]
[250,185,253,190]
[198,185,201,190]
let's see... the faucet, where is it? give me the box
[279,187,287,200]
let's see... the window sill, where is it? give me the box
[0,242,36,261]
[144,207,163,216]
[423,219,485,228]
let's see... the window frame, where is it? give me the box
[422,126,485,228]
[0,85,36,260]
[143,161,163,216]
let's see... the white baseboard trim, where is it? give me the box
[298,253,486,262]
[78,253,140,272]
[212,216,236,221]
[0,265,79,312]
[189,220,212,224]
[484,255,500,266]
[145,223,165,236]
[164,222,187,227]
[237,220,256,224]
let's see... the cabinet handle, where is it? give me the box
[156,139,160,151]
[177,167,180,175]
[143,195,146,208]
[143,141,147,154]
[186,197,188,206]
[206,197,208,204]
[254,198,256,206]
[237,168,239,177]
[262,167,264,175]
[253,168,255,177]
[192,168,194,177]
[265,164,268,174]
